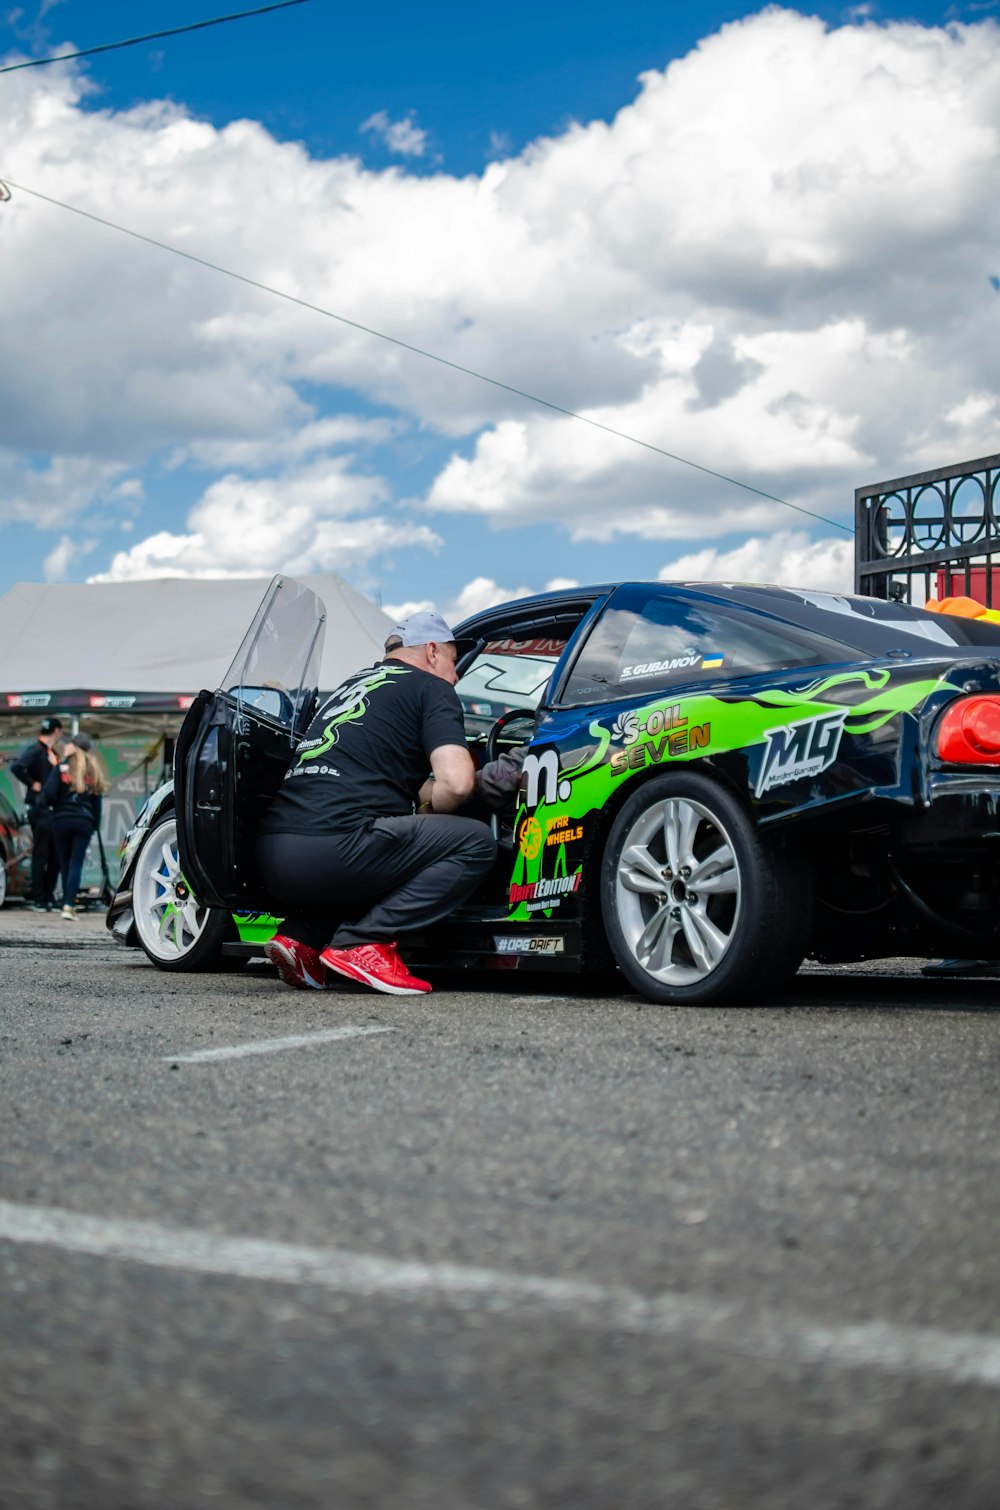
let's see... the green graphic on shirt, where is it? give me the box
[297,665,409,763]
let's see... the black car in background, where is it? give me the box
[0,785,32,907]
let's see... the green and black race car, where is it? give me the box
[108,575,1000,1004]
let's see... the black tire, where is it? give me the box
[600,770,814,1006]
[131,813,234,972]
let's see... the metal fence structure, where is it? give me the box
[854,452,1000,604]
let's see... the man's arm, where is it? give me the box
[9,748,36,788]
[422,743,476,812]
[475,744,528,811]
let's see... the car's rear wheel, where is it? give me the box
[0,846,8,908]
[132,813,233,971]
[601,771,813,1005]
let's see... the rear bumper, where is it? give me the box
[902,778,1000,850]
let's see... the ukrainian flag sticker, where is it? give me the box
[702,653,724,669]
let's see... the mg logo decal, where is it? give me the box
[755,711,847,796]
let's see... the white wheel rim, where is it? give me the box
[0,857,7,907]
[133,817,211,962]
[614,795,741,987]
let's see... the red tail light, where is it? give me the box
[937,695,1000,764]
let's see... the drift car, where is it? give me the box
[0,787,32,907]
[107,575,1000,1005]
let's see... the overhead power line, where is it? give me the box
[0,1,311,75]
[0,176,851,534]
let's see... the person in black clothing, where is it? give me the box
[11,715,63,910]
[257,611,496,996]
[43,732,108,919]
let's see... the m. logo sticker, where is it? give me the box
[522,749,572,808]
[755,711,847,796]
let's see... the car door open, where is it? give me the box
[174,576,326,910]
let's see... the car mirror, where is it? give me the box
[228,686,290,721]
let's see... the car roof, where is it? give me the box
[453,579,1000,657]
[453,580,870,636]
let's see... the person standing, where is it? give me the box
[43,733,108,919]
[11,715,63,911]
[256,611,496,996]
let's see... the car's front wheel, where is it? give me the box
[132,813,233,971]
[601,771,813,1005]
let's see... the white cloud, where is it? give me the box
[444,576,533,621]
[385,576,582,626]
[381,597,435,623]
[110,478,145,503]
[360,110,428,157]
[43,531,98,581]
[658,531,854,593]
[487,129,512,160]
[2,10,1000,591]
[91,459,441,581]
[447,574,582,620]
[178,415,401,472]
[42,534,76,581]
[0,450,128,528]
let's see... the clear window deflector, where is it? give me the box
[220,576,326,738]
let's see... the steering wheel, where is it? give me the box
[485,707,537,764]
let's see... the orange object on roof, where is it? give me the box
[924,595,1000,624]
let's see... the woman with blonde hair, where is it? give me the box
[42,732,108,919]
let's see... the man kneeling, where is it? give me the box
[256,612,496,996]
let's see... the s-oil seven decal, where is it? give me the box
[504,665,953,923]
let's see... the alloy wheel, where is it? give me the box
[614,794,741,987]
[133,815,213,963]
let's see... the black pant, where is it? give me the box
[256,814,497,952]
[52,815,96,908]
[29,810,60,905]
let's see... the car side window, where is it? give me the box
[560,588,846,703]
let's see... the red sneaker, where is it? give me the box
[320,941,431,996]
[264,934,327,990]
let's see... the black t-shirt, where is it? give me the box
[11,739,52,791]
[259,659,468,836]
[11,739,55,811]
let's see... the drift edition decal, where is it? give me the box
[504,665,953,923]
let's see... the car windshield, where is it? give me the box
[220,576,326,732]
[457,638,565,734]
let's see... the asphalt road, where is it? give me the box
[2,904,999,1510]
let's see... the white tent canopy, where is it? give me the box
[0,575,394,713]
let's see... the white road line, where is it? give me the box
[1,1198,998,1390]
[165,1024,394,1063]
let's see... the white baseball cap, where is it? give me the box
[385,611,455,649]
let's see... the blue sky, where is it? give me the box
[13,1,977,166]
[1,0,998,621]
